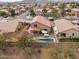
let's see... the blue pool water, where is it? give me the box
[36,37,54,43]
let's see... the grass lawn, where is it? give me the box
[59,38,79,42]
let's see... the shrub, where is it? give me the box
[59,38,79,42]
[16,34,34,49]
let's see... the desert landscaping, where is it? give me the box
[0,43,79,59]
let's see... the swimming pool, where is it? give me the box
[35,37,55,43]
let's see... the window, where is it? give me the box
[49,19,54,21]
[72,33,75,36]
[39,31,42,34]
[61,33,66,37]
[77,23,79,26]
[34,24,37,27]
[25,23,29,25]
[43,29,47,31]
[33,31,38,34]
[18,28,21,31]
[0,30,1,32]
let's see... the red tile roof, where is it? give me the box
[54,19,74,32]
[0,20,19,32]
[31,15,51,27]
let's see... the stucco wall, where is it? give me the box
[62,29,79,38]
[31,22,51,32]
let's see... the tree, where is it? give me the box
[46,9,61,20]
[61,9,66,17]
[0,11,6,17]
[17,34,34,49]
[59,3,66,9]
[8,8,16,16]
[29,8,35,16]
[43,8,47,13]
[76,3,79,6]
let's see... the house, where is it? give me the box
[0,9,8,13]
[34,8,43,15]
[16,11,32,22]
[47,9,52,13]
[28,15,52,34]
[54,19,79,38]
[71,20,79,25]
[63,16,79,20]
[0,16,6,20]
[0,20,23,33]
[48,17,54,21]
[71,8,79,17]
[6,17,14,20]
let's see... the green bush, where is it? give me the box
[16,34,34,49]
[0,11,6,16]
[59,38,79,42]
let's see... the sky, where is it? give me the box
[0,0,79,2]
[0,0,22,2]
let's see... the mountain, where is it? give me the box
[0,0,79,4]
[21,0,79,3]
[22,0,55,3]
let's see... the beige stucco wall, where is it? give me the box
[62,29,79,38]
[31,22,51,32]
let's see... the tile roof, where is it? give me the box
[28,27,39,31]
[54,19,75,32]
[0,20,19,32]
[16,11,32,20]
[63,16,79,20]
[72,8,79,12]
[31,15,51,27]
[0,17,5,20]
[6,17,14,20]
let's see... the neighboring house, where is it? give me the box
[54,19,79,38]
[16,11,32,23]
[48,17,54,21]
[6,17,15,20]
[0,17,6,20]
[47,9,52,13]
[71,20,79,25]
[71,8,79,17]
[28,15,52,34]
[63,16,79,20]
[0,16,8,22]
[0,20,23,33]
[34,8,43,15]
[0,9,8,13]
